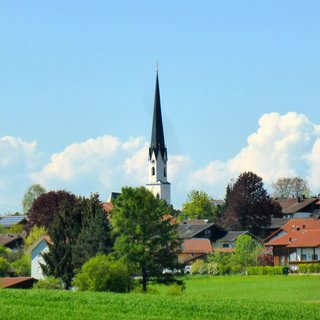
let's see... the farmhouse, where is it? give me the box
[265,218,320,267]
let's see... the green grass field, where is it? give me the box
[1,275,320,319]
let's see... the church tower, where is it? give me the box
[146,69,171,204]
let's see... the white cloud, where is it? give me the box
[31,135,153,200]
[1,111,320,212]
[186,112,320,199]
[0,136,40,212]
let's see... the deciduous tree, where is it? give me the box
[234,234,262,268]
[112,187,181,292]
[27,190,77,231]
[181,190,218,221]
[272,177,310,198]
[222,172,282,237]
[22,184,46,214]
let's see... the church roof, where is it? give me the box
[149,70,167,159]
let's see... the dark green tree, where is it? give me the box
[42,197,82,289]
[112,187,181,292]
[222,172,282,238]
[72,194,112,271]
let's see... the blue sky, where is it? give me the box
[1,1,320,213]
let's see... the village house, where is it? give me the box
[29,235,51,280]
[274,197,320,219]
[265,218,320,267]
[179,238,212,264]
[213,230,252,253]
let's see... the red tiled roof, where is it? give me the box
[281,218,320,231]
[181,239,212,254]
[286,229,320,248]
[265,218,320,248]
[0,277,36,289]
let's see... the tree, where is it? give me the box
[11,254,31,276]
[112,187,181,292]
[72,194,113,271]
[234,235,262,268]
[24,225,47,248]
[27,190,77,231]
[181,190,218,221]
[22,184,46,214]
[73,254,133,292]
[272,177,310,198]
[0,257,10,276]
[42,198,82,289]
[222,172,282,238]
[41,193,113,289]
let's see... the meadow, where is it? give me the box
[1,275,320,319]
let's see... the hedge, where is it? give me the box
[298,263,320,274]
[246,266,289,275]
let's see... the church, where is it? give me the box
[146,69,171,204]
[104,69,171,209]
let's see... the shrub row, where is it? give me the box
[246,266,289,275]
[191,260,244,275]
[298,263,320,274]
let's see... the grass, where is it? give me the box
[1,275,320,319]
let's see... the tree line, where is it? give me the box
[26,187,180,291]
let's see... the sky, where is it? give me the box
[1,1,320,213]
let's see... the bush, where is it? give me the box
[298,264,320,274]
[11,254,31,276]
[33,276,63,290]
[230,264,243,274]
[207,262,218,275]
[73,254,133,293]
[167,283,185,296]
[218,264,231,275]
[0,257,10,276]
[191,260,207,275]
[0,245,10,259]
[246,266,289,275]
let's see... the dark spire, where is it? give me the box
[149,69,167,159]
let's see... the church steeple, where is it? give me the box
[149,70,167,160]
[146,68,171,204]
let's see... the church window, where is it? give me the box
[156,193,160,200]
[152,167,155,176]
[164,167,166,177]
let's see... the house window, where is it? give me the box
[151,167,155,176]
[312,254,318,260]
[223,244,229,248]
[301,254,306,261]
